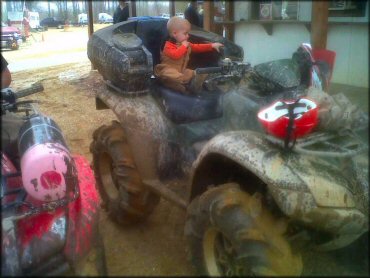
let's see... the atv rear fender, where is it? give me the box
[95,88,174,181]
[190,130,368,249]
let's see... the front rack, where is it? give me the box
[265,129,368,158]
[1,168,80,221]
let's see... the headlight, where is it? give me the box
[13,32,19,38]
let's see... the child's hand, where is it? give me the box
[182,41,190,47]
[212,42,224,52]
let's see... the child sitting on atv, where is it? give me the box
[154,16,223,94]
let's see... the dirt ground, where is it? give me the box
[5,25,368,276]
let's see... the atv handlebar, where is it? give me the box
[195,58,251,76]
[195,67,223,75]
[194,59,251,91]
[1,82,44,115]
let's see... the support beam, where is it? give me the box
[224,1,235,40]
[203,0,214,32]
[169,0,176,17]
[87,0,95,70]
[87,1,94,38]
[131,0,137,17]
[311,1,329,49]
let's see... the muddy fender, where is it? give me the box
[191,130,310,203]
[95,86,174,181]
[190,131,368,246]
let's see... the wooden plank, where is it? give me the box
[87,0,95,70]
[225,1,235,40]
[87,1,94,38]
[203,0,214,32]
[169,0,175,17]
[131,0,137,17]
[311,1,329,49]
[143,179,187,209]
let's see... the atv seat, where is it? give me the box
[135,18,169,66]
[154,85,223,124]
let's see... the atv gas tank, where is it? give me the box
[18,115,73,202]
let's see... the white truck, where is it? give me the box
[78,13,88,26]
[28,11,40,30]
[98,13,113,24]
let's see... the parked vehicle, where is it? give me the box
[78,13,88,26]
[160,13,170,19]
[6,12,25,38]
[40,17,64,29]
[1,83,107,276]
[175,12,184,18]
[87,17,368,276]
[28,11,41,30]
[98,13,113,24]
[1,22,22,50]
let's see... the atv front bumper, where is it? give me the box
[270,187,368,251]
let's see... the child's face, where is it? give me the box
[172,25,190,43]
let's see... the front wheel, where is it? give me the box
[90,120,160,225]
[11,45,19,50]
[185,183,302,276]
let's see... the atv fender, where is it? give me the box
[95,87,173,181]
[190,130,313,209]
[190,130,368,248]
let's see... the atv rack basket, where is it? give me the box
[265,129,368,158]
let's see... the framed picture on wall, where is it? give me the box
[260,3,272,20]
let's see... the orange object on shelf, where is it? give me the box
[312,49,336,81]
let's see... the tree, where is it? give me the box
[63,0,68,20]
[55,0,63,18]
[25,1,37,11]
[72,1,78,20]
[48,0,51,17]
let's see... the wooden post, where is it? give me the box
[87,1,95,70]
[131,0,137,17]
[311,1,329,49]
[203,0,214,32]
[169,0,176,17]
[225,1,234,40]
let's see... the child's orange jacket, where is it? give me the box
[155,40,214,77]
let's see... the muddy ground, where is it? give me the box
[9,63,368,276]
[4,24,368,276]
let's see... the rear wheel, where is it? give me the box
[185,183,302,276]
[11,43,19,50]
[90,120,160,224]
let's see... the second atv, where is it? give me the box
[87,17,368,276]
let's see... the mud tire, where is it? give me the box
[185,183,302,276]
[11,44,19,50]
[90,120,160,225]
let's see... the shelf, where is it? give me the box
[243,20,307,35]
[214,21,237,25]
[216,19,368,35]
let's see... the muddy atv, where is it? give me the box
[87,17,368,276]
[1,84,107,276]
